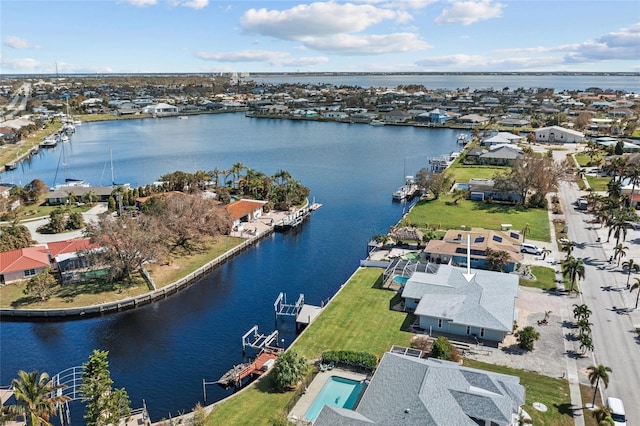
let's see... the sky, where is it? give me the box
[1,0,639,74]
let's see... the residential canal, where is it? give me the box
[0,113,462,422]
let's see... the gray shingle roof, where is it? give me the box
[315,353,525,426]
[402,265,518,332]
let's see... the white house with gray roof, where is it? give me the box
[314,352,525,425]
[401,265,518,343]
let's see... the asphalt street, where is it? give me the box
[557,165,640,421]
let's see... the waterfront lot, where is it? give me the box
[0,235,243,309]
[405,195,551,242]
[207,268,576,426]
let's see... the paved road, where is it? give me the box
[1,83,30,120]
[557,168,640,420]
[22,203,108,244]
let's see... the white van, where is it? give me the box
[606,397,627,426]
[520,243,542,255]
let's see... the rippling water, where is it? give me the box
[1,114,464,421]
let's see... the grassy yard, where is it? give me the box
[520,265,562,291]
[404,195,551,241]
[463,359,575,426]
[0,274,150,309]
[447,162,509,182]
[585,175,610,192]
[146,236,244,286]
[0,123,61,166]
[206,268,575,425]
[0,236,244,309]
[207,268,414,425]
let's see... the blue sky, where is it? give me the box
[1,0,639,74]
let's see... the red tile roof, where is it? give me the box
[47,238,97,258]
[0,247,50,274]
[225,199,267,220]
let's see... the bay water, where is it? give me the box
[0,113,463,421]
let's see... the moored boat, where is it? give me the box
[392,176,419,201]
[369,119,385,126]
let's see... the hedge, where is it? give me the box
[321,350,378,371]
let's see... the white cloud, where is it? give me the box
[4,36,39,49]
[239,1,428,56]
[241,2,399,39]
[195,50,328,67]
[436,0,504,25]
[170,0,209,9]
[0,57,46,71]
[415,53,561,71]
[125,0,157,6]
[303,33,430,55]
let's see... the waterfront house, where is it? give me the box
[458,114,489,126]
[481,131,524,146]
[45,186,114,206]
[423,228,522,272]
[226,199,268,231]
[314,352,525,425]
[382,109,411,123]
[467,178,522,203]
[477,145,524,166]
[50,239,103,283]
[534,126,584,143]
[401,264,519,343]
[415,108,451,124]
[0,247,50,285]
[142,103,179,116]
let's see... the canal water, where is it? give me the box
[0,113,462,421]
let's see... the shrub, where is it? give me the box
[515,326,541,351]
[321,350,377,371]
[431,336,460,362]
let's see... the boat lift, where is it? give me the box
[242,325,279,354]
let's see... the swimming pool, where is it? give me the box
[304,376,366,422]
[392,275,410,285]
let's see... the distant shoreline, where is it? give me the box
[3,71,639,78]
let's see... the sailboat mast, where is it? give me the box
[110,148,115,186]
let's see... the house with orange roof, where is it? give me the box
[226,199,268,231]
[0,247,50,285]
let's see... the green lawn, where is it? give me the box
[521,265,563,291]
[585,175,610,191]
[463,359,575,426]
[404,195,550,241]
[206,268,575,425]
[447,162,509,182]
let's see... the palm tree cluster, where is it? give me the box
[573,303,594,354]
[562,256,585,293]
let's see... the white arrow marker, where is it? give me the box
[463,234,476,282]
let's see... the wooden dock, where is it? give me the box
[216,350,279,388]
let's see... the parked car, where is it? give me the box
[521,243,542,255]
[606,397,627,426]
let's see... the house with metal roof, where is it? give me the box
[534,126,584,143]
[314,352,525,425]
[400,264,519,343]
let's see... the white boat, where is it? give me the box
[457,133,467,143]
[40,136,57,148]
[392,176,419,201]
[60,134,69,142]
[369,119,385,126]
[179,115,188,120]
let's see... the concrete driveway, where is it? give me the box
[22,203,108,244]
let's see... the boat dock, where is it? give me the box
[216,350,279,388]
[241,325,279,353]
[273,201,321,232]
[274,292,323,329]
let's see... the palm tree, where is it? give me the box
[587,365,612,407]
[577,318,593,335]
[521,223,531,243]
[573,303,592,320]
[613,243,628,266]
[592,405,614,426]
[630,277,640,309]
[621,259,639,288]
[562,256,585,293]
[515,325,540,351]
[561,240,576,256]
[12,370,69,426]
[624,165,640,207]
[541,247,552,260]
[579,333,594,354]
[484,248,511,272]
